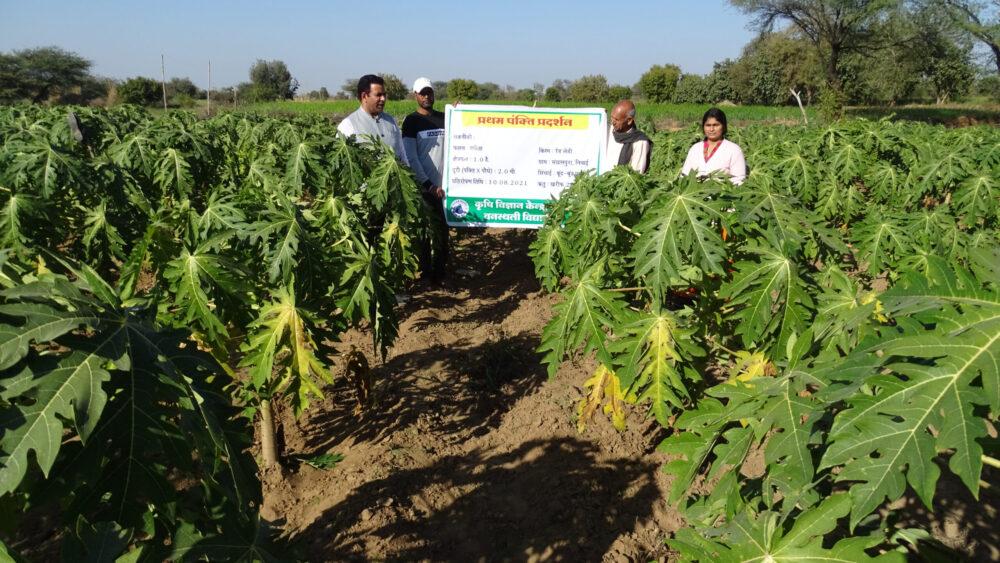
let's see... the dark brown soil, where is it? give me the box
[257,228,1000,563]
[261,229,683,562]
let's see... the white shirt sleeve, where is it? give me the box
[680,144,700,177]
[336,118,355,138]
[630,140,650,174]
[728,142,747,185]
[403,136,431,186]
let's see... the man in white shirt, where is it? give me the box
[337,74,408,165]
[606,100,652,174]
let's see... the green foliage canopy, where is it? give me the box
[116,76,162,106]
[0,46,94,104]
[636,64,681,103]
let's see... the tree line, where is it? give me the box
[0,49,297,107]
[2,1,997,111]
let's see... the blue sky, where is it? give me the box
[1,0,758,93]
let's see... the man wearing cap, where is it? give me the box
[402,77,448,283]
[337,74,408,165]
[606,100,652,174]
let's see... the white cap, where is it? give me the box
[412,77,433,94]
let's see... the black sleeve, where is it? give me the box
[401,114,417,138]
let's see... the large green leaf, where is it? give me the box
[720,238,814,354]
[162,245,244,349]
[538,260,627,378]
[610,307,702,425]
[822,268,1000,527]
[0,264,261,550]
[154,147,194,198]
[239,283,333,415]
[669,496,904,563]
[247,195,306,284]
[284,140,326,196]
[528,224,573,292]
[630,175,726,300]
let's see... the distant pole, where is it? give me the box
[207,60,212,115]
[160,54,168,110]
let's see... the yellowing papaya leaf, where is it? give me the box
[576,364,626,432]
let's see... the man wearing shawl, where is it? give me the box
[606,100,652,174]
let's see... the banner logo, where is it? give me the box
[450,199,470,219]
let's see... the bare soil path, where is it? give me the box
[263,229,683,562]
[260,228,1000,562]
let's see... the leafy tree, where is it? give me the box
[544,86,562,101]
[318,86,330,100]
[340,77,358,98]
[209,87,235,104]
[166,76,199,98]
[845,7,978,104]
[476,81,502,100]
[976,74,1000,101]
[0,46,93,104]
[431,80,448,94]
[117,76,162,106]
[568,74,610,102]
[248,58,297,100]
[608,84,632,102]
[636,64,681,102]
[380,73,407,100]
[730,0,902,112]
[164,77,200,108]
[235,81,273,104]
[673,74,710,103]
[730,31,824,105]
[550,78,572,99]
[515,87,536,102]
[938,0,1000,73]
[705,59,740,102]
[907,13,979,103]
[446,78,478,100]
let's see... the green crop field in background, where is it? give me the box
[236,99,815,126]
[230,98,1000,128]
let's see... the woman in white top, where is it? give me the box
[680,108,747,185]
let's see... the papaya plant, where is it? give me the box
[533,120,1000,559]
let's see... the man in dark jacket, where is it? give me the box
[402,77,448,284]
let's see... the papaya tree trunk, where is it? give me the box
[259,399,279,467]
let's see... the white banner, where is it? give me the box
[442,104,608,228]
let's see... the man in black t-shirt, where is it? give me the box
[402,77,448,284]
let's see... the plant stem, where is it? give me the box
[983,455,1000,470]
[617,220,639,236]
[608,286,648,293]
[260,399,279,468]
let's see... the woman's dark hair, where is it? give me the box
[357,74,385,99]
[701,107,728,139]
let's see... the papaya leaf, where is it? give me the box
[822,268,1000,527]
[537,260,627,378]
[239,283,333,416]
[720,237,814,355]
[630,175,726,301]
[610,307,702,425]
